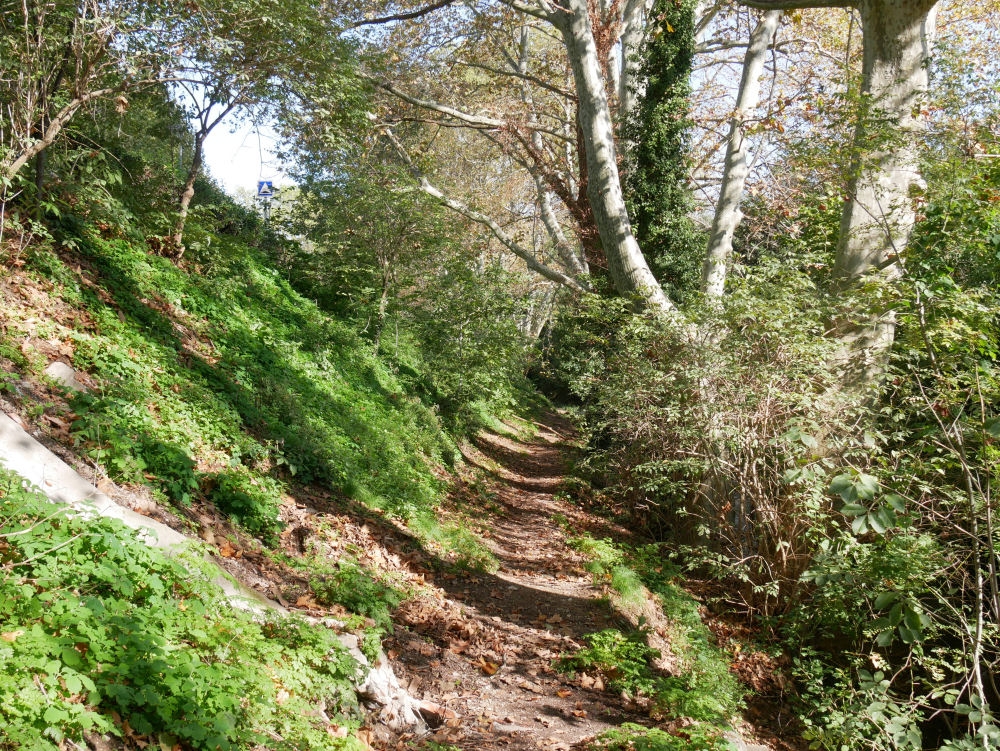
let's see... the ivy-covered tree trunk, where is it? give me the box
[622,0,703,303]
[551,0,676,314]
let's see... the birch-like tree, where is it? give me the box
[701,9,782,298]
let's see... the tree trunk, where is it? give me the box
[833,0,937,282]
[831,0,937,385]
[553,0,675,314]
[173,132,207,255]
[702,10,782,298]
[619,0,656,127]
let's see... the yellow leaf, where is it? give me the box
[478,657,500,675]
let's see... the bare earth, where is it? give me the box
[380,415,651,751]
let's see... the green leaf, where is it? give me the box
[885,493,907,513]
[829,474,855,501]
[851,515,869,534]
[43,706,67,723]
[855,473,880,500]
[869,506,896,534]
[985,418,1000,437]
[841,502,867,517]
[874,591,898,609]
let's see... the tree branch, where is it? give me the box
[453,61,576,101]
[739,0,855,8]
[346,0,458,29]
[377,120,588,292]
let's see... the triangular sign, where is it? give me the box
[257,180,274,198]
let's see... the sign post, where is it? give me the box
[256,180,274,221]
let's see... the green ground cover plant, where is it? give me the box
[561,533,741,748]
[0,468,366,750]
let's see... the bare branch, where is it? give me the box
[377,120,588,292]
[371,78,506,128]
[453,61,576,101]
[739,0,855,8]
[346,0,458,29]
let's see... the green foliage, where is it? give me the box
[279,156,536,433]
[568,534,645,608]
[589,722,732,751]
[559,629,662,697]
[623,0,704,302]
[12,226,455,535]
[0,469,364,750]
[310,561,407,630]
[544,260,842,606]
[206,467,285,544]
[562,533,742,732]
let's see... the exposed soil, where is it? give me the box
[378,415,651,751]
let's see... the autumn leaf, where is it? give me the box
[556,688,572,698]
[1,630,24,642]
[477,657,500,675]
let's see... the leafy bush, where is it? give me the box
[309,561,407,631]
[589,722,730,751]
[0,469,365,750]
[558,629,662,697]
[205,466,285,543]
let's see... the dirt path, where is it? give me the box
[381,414,651,751]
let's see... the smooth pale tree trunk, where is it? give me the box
[832,0,937,384]
[743,0,938,384]
[618,0,655,123]
[552,0,675,314]
[516,25,590,280]
[702,10,782,298]
[834,0,937,282]
[172,132,207,255]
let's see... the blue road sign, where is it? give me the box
[257,180,274,198]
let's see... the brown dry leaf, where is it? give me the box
[571,709,587,718]
[477,657,500,675]
[295,594,319,609]
[218,539,237,558]
[1,630,24,643]
[448,640,470,654]
[556,688,572,698]
[355,727,375,749]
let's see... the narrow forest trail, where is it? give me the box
[381,414,658,751]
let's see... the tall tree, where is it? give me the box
[0,0,174,190]
[169,0,358,251]
[740,0,939,290]
[701,9,782,299]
